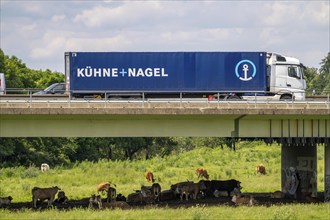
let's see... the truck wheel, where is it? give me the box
[280,95,292,101]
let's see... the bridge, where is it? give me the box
[0,98,329,201]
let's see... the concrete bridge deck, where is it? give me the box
[1,101,329,139]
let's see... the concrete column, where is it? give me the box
[325,143,330,202]
[281,143,317,198]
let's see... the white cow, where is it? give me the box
[41,163,50,172]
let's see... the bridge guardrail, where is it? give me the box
[0,90,329,109]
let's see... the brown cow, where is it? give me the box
[256,164,266,175]
[97,181,116,194]
[232,195,257,206]
[145,171,155,183]
[195,168,209,179]
[305,195,322,203]
[103,201,130,209]
[270,190,285,199]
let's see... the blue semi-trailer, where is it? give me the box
[64,52,306,100]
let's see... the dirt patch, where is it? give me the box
[0,192,325,211]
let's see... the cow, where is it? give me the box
[41,163,50,172]
[97,181,116,195]
[127,192,143,205]
[198,180,212,197]
[32,186,60,208]
[170,181,194,198]
[151,183,162,202]
[0,196,13,206]
[232,195,257,206]
[305,195,322,203]
[214,187,241,198]
[270,190,285,199]
[54,191,69,204]
[175,181,207,201]
[140,185,152,197]
[256,164,266,175]
[140,185,156,204]
[195,168,209,179]
[115,193,127,202]
[102,201,130,209]
[107,187,117,203]
[159,190,175,202]
[89,194,102,209]
[210,179,242,197]
[145,171,155,183]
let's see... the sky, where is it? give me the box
[0,0,329,73]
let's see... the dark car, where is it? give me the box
[33,83,66,95]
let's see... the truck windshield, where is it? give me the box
[288,66,302,79]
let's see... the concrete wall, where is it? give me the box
[281,144,317,198]
[325,143,330,202]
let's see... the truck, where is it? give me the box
[65,52,306,100]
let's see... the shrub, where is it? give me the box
[2,168,16,178]
[20,166,39,178]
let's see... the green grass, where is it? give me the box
[0,142,327,219]
[0,142,325,202]
[0,204,329,220]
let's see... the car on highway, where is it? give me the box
[33,82,66,95]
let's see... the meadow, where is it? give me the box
[0,141,328,219]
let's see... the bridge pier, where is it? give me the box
[281,143,317,199]
[325,143,330,202]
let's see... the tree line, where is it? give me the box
[0,49,64,90]
[0,48,329,168]
[0,137,233,168]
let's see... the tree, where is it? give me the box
[304,67,318,95]
[117,138,146,160]
[306,53,330,95]
[319,52,330,95]
[0,49,64,90]
[0,49,5,73]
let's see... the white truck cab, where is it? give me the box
[243,53,306,101]
[0,73,6,95]
[268,53,306,101]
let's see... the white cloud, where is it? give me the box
[73,2,169,29]
[1,0,329,72]
[30,31,69,59]
[52,14,66,22]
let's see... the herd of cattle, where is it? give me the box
[0,164,323,209]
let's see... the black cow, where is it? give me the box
[198,180,213,198]
[210,179,242,197]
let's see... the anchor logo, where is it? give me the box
[235,60,256,81]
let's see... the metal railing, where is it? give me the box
[0,90,329,109]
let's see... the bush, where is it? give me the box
[20,166,39,178]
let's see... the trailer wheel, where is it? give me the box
[225,95,241,100]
